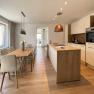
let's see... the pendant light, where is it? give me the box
[20,11,26,35]
[55,24,63,32]
[54,11,63,32]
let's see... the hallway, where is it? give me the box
[1,47,94,94]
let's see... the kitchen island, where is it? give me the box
[48,44,81,83]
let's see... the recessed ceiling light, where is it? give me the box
[65,1,68,5]
[60,8,63,11]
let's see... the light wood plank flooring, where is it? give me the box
[1,47,94,94]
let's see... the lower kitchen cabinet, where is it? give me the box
[68,43,85,62]
[69,43,94,68]
[86,43,94,67]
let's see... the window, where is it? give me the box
[0,23,9,48]
[0,24,5,47]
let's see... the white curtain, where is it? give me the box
[0,23,9,48]
[0,24,5,47]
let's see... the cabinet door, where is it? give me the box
[71,16,90,34]
[86,47,94,66]
[90,16,94,27]
[49,46,57,71]
[69,44,85,62]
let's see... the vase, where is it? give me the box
[22,41,25,51]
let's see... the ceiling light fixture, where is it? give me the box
[55,24,63,32]
[65,1,68,5]
[20,11,26,35]
[60,8,63,11]
[57,12,63,16]
[54,11,63,32]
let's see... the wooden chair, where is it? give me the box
[0,55,21,90]
[25,44,36,71]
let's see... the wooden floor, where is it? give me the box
[1,47,94,94]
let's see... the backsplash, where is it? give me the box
[71,33,86,44]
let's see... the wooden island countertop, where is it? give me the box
[48,44,81,83]
[49,44,81,52]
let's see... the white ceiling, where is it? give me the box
[0,0,94,24]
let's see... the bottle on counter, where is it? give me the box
[21,41,25,51]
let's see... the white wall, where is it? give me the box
[48,24,65,45]
[15,23,66,48]
[15,24,37,48]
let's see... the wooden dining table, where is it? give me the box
[7,48,34,72]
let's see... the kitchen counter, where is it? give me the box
[49,44,81,51]
[68,43,85,46]
[48,44,81,83]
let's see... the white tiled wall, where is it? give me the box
[15,23,66,48]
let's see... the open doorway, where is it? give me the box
[37,27,48,47]
[37,31,42,47]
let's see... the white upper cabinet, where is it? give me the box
[71,15,94,34]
